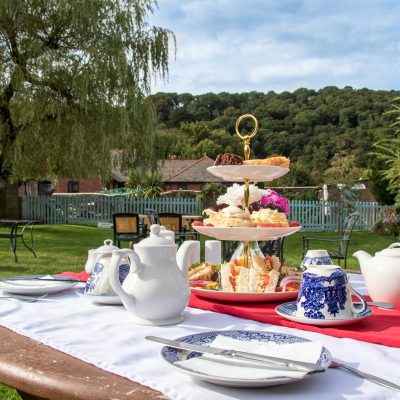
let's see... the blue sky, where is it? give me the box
[149,0,400,94]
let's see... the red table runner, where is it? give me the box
[56,271,90,282]
[189,293,400,348]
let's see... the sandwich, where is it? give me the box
[220,255,281,293]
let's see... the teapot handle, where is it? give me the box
[108,249,143,312]
[388,243,400,249]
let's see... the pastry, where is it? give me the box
[214,153,244,166]
[203,205,255,227]
[188,262,215,281]
[250,208,289,227]
[243,156,290,168]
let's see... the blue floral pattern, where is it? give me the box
[300,255,332,270]
[298,270,348,319]
[85,262,129,294]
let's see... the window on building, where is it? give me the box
[68,181,80,193]
[178,184,187,190]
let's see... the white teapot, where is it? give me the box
[84,239,130,297]
[109,225,200,325]
[353,243,400,309]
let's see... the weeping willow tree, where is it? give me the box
[0,0,175,183]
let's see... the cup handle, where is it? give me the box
[350,287,367,314]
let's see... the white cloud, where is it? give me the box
[150,0,400,94]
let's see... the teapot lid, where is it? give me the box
[136,224,174,247]
[94,239,119,255]
[380,243,400,257]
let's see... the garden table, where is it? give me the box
[0,274,399,400]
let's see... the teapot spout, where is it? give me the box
[176,241,200,278]
[352,250,372,276]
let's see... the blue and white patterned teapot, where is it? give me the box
[84,239,130,296]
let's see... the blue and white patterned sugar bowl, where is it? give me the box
[84,239,130,296]
[300,249,333,271]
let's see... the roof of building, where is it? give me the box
[159,156,223,183]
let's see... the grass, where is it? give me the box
[0,224,397,398]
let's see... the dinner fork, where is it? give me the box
[328,360,400,391]
[0,294,54,302]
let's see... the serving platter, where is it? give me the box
[207,165,289,182]
[275,302,373,326]
[161,330,331,388]
[192,225,301,241]
[191,287,298,302]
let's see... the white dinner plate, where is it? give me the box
[192,225,301,240]
[207,165,289,182]
[275,302,373,326]
[0,275,79,295]
[76,288,122,305]
[191,287,298,302]
[161,330,332,388]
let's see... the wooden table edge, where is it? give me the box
[0,326,166,400]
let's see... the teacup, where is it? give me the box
[300,249,333,271]
[296,264,367,320]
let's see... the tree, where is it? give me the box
[0,0,174,183]
[373,97,400,203]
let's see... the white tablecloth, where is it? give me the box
[0,274,400,400]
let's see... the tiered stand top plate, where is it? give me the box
[207,165,289,182]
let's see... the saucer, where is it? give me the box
[275,302,373,326]
[76,288,122,305]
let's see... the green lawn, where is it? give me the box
[0,224,397,398]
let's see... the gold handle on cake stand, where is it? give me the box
[235,114,259,268]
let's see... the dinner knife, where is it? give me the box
[146,335,323,372]
[0,277,80,283]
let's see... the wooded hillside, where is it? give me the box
[149,87,399,192]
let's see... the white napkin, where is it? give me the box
[176,335,324,380]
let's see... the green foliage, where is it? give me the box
[125,167,162,198]
[149,88,399,187]
[323,150,363,186]
[0,0,175,182]
[373,97,400,203]
[373,206,400,237]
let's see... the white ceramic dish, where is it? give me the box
[192,225,301,241]
[275,302,373,326]
[0,276,79,295]
[76,288,122,305]
[191,287,298,303]
[161,330,331,388]
[207,165,289,182]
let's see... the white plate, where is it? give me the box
[0,276,79,295]
[207,165,289,182]
[161,330,332,388]
[275,302,373,326]
[192,225,301,240]
[76,288,122,305]
[191,287,298,302]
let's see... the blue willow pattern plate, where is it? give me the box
[161,330,332,388]
[275,302,373,326]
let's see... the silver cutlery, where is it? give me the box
[353,301,394,309]
[329,360,400,391]
[147,335,400,391]
[0,277,79,285]
[0,294,55,302]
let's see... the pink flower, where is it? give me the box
[260,190,290,216]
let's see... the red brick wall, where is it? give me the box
[54,176,104,193]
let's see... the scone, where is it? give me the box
[214,153,244,166]
[243,156,290,168]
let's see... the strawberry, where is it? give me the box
[205,223,214,227]
[192,221,204,227]
[289,221,300,227]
